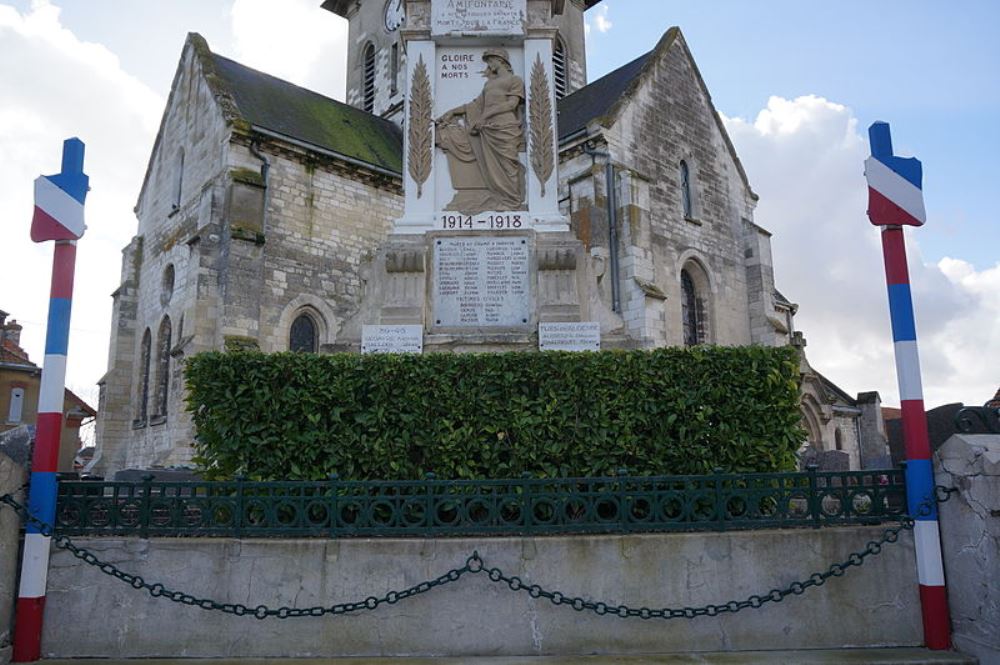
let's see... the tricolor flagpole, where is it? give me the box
[13,138,88,662]
[864,121,950,649]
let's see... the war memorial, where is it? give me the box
[0,1,997,662]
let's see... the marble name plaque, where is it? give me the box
[432,235,530,328]
[538,322,601,351]
[432,0,526,37]
[361,325,424,354]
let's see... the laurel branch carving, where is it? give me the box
[529,53,555,197]
[408,55,433,198]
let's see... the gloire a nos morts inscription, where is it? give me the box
[432,236,530,328]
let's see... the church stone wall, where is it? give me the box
[223,141,403,355]
[595,34,757,348]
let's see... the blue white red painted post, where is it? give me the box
[865,121,950,650]
[13,138,88,662]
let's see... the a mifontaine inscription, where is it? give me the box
[433,236,530,328]
[432,0,526,36]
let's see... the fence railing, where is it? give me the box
[54,467,906,539]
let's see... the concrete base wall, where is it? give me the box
[41,526,922,658]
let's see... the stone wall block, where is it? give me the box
[934,433,1000,663]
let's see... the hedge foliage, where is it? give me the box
[185,347,804,480]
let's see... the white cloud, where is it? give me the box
[0,1,162,409]
[724,95,999,407]
[230,0,348,100]
[586,5,613,36]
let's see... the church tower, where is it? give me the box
[322,0,594,123]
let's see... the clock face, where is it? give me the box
[384,0,405,32]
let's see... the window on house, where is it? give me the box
[290,313,317,353]
[137,328,151,423]
[553,37,568,99]
[390,42,399,96]
[7,387,24,423]
[363,43,376,113]
[680,160,693,219]
[154,317,171,418]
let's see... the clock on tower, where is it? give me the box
[384,0,405,31]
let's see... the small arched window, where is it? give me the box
[680,160,693,219]
[681,269,700,346]
[553,36,568,99]
[362,43,376,113]
[137,328,151,423]
[173,149,185,210]
[290,313,318,353]
[835,428,844,451]
[154,316,172,418]
[161,264,175,305]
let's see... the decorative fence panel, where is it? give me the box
[55,468,906,538]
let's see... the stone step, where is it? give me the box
[40,647,978,664]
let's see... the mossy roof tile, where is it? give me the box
[210,53,403,173]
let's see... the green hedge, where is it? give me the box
[185,347,804,480]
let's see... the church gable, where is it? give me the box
[135,33,233,230]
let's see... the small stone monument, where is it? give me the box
[339,0,593,351]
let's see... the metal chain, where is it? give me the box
[0,486,956,621]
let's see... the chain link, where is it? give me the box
[0,486,956,621]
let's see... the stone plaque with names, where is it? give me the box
[538,322,601,351]
[432,236,530,328]
[431,0,526,37]
[361,325,424,354]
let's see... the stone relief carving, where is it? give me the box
[407,55,433,198]
[528,53,554,197]
[435,48,526,214]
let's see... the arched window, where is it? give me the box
[680,160,693,219]
[680,261,711,346]
[173,149,185,210]
[681,270,699,346]
[362,43,376,113]
[290,313,318,353]
[835,428,844,451]
[137,328,151,423]
[161,264,175,306]
[553,36,568,99]
[154,316,171,418]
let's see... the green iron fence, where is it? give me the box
[54,467,905,538]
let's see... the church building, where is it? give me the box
[89,0,887,476]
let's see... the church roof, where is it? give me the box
[557,50,655,141]
[196,36,403,174]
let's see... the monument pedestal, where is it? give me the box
[336,231,595,353]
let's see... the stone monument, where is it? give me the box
[346,0,592,353]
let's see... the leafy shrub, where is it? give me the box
[185,347,804,480]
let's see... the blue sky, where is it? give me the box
[584,0,1000,270]
[1,0,997,417]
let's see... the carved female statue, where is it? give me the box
[436,48,526,214]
